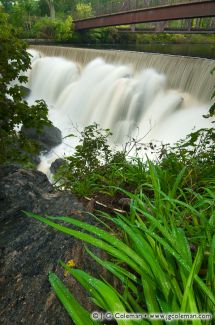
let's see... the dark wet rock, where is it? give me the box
[20,86,31,98]
[28,152,41,165]
[50,158,64,174]
[0,165,106,325]
[21,125,62,154]
[85,198,96,213]
[119,197,132,209]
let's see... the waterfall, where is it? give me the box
[30,45,215,102]
[26,46,214,174]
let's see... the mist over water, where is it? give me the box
[26,48,213,174]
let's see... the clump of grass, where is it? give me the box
[25,112,215,324]
[24,155,215,324]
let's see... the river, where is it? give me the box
[94,43,215,60]
[40,42,215,60]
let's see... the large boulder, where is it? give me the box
[50,158,65,174]
[0,165,106,325]
[21,125,62,153]
[20,85,31,99]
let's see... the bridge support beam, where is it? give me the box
[74,1,215,31]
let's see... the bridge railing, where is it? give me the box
[73,0,210,20]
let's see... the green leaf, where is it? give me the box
[181,246,204,313]
[23,212,140,272]
[49,272,95,325]
[61,266,134,325]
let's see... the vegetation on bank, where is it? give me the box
[25,123,215,324]
[134,33,215,45]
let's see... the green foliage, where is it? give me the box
[0,0,74,39]
[72,27,119,45]
[135,33,215,45]
[75,2,93,19]
[159,128,215,190]
[25,171,215,323]
[136,33,152,44]
[49,272,95,324]
[0,12,51,164]
[203,68,215,121]
[55,123,115,196]
[1,0,40,33]
[32,16,73,40]
[54,123,215,201]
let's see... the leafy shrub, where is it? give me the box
[136,33,153,44]
[155,128,214,194]
[204,68,215,121]
[135,33,215,45]
[54,121,215,202]
[0,12,51,164]
[32,16,73,40]
[75,2,93,19]
[54,123,115,196]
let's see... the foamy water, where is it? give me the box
[26,49,212,174]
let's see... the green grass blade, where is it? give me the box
[114,217,171,298]
[169,166,187,199]
[85,246,139,295]
[24,211,140,272]
[141,275,162,325]
[181,246,204,312]
[207,234,215,294]
[137,221,215,306]
[62,266,134,325]
[49,272,95,325]
[44,214,149,273]
[173,228,192,267]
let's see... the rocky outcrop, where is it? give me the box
[20,85,31,99]
[50,158,64,174]
[21,125,62,154]
[20,85,31,98]
[0,165,105,325]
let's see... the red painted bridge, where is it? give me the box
[74,0,215,31]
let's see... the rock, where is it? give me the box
[86,198,96,213]
[119,197,132,209]
[21,125,62,153]
[28,152,41,165]
[20,86,31,98]
[0,165,107,325]
[50,158,64,174]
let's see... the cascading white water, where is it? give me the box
[30,45,215,102]
[26,48,213,174]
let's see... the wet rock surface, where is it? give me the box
[21,125,62,153]
[0,165,104,325]
[20,86,31,99]
[50,158,64,174]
